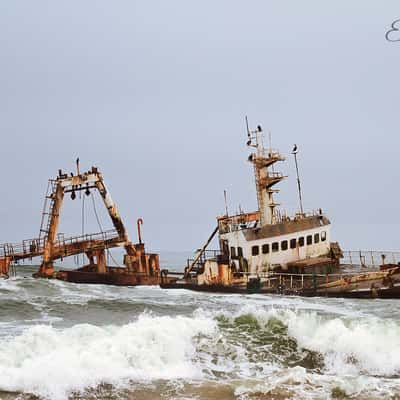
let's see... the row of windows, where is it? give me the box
[250,231,326,256]
[230,231,327,257]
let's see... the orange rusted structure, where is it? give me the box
[0,257,11,278]
[0,164,166,286]
[35,164,141,279]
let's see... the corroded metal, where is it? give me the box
[0,165,166,287]
[160,121,400,299]
[36,166,136,278]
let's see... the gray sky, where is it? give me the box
[0,1,399,253]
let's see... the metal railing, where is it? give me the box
[0,238,46,258]
[240,270,392,290]
[256,148,283,160]
[55,229,119,246]
[266,171,284,178]
[0,229,120,259]
[186,250,225,272]
[342,250,400,268]
[219,207,328,234]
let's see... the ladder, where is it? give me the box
[39,180,58,241]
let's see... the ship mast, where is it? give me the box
[246,118,286,226]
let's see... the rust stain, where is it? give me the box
[0,165,172,287]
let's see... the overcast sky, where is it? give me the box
[0,1,399,253]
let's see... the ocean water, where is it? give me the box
[0,261,400,400]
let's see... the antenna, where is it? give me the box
[245,116,250,137]
[76,157,80,175]
[268,130,272,154]
[224,190,229,216]
[292,144,304,215]
[269,130,275,173]
[245,116,252,146]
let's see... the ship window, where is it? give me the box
[252,245,259,256]
[281,240,288,251]
[272,242,279,252]
[298,237,305,247]
[230,247,236,257]
[321,231,326,242]
[262,244,269,254]
[306,235,313,245]
[314,233,320,244]
[237,247,243,257]
[290,238,297,249]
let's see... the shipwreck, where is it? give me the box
[0,161,172,286]
[161,120,400,298]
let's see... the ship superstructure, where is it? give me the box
[217,123,335,276]
[161,121,342,292]
[160,121,400,298]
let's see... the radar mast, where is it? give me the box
[246,118,286,226]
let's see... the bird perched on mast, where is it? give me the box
[245,116,252,146]
[292,144,298,154]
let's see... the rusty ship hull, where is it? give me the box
[160,282,400,298]
[161,265,400,299]
[160,283,400,299]
[57,269,161,286]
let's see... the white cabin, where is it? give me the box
[218,212,332,274]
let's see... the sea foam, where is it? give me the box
[211,303,400,377]
[285,310,400,376]
[0,313,216,400]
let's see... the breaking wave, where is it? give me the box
[285,309,400,377]
[1,285,400,399]
[0,313,216,400]
[213,304,400,377]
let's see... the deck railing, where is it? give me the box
[186,250,225,272]
[0,229,120,259]
[238,269,394,290]
[256,148,283,160]
[342,250,400,268]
